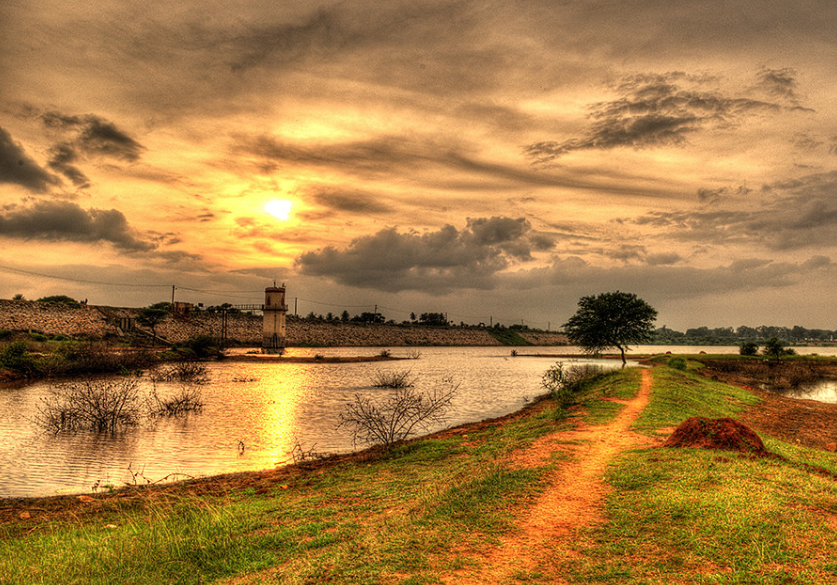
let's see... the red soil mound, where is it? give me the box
[663,417,768,455]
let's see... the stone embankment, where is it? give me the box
[0,300,568,347]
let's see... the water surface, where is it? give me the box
[0,347,619,498]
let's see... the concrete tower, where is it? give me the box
[262,285,288,352]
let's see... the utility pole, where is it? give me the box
[171,285,176,310]
[294,297,298,316]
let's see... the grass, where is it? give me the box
[487,328,533,346]
[567,448,837,584]
[561,367,837,584]
[4,364,837,584]
[633,366,760,436]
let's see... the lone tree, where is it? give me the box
[762,337,794,361]
[137,302,171,346]
[563,291,657,366]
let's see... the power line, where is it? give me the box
[295,297,374,310]
[0,264,170,288]
[2,264,557,328]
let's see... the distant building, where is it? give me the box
[173,301,194,315]
[262,285,288,352]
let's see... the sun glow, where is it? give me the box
[265,199,293,221]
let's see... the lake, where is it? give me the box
[2,344,835,499]
[0,347,626,498]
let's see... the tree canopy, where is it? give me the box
[563,291,657,365]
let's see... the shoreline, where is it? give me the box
[222,354,410,363]
[0,393,553,509]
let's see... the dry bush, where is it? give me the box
[38,378,145,432]
[152,360,209,384]
[38,377,204,433]
[371,369,417,389]
[149,384,204,417]
[542,362,604,406]
[339,377,458,448]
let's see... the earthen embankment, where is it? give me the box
[0,300,567,346]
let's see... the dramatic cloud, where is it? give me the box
[0,201,155,251]
[41,112,144,162]
[3,0,837,327]
[634,171,837,251]
[225,9,348,73]
[309,189,392,214]
[757,67,801,104]
[236,133,669,196]
[525,73,782,163]
[295,217,555,292]
[506,255,834,300]
[0,126,58,192]
[47,144,90,188]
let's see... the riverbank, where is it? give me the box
[4,363,837,583]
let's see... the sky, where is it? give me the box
[1,0,837,331]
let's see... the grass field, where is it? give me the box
[3,365,837,584]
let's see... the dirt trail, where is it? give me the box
[446,368,654,584]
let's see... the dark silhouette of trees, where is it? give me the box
[418,312,448,326]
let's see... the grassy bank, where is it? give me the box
[3,366,837,584]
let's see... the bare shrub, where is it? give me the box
[152,360,209,384]
[38,378,145,432]
[371,369,417,389]
[149,384,204,416]
[338,377,458,448]
[38,377,204,432]
[290,439,329,464]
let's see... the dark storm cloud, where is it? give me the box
[40,112,144,162]
[0,201,155,252]
[0,126,59,192]
[525,73,783,163]
[295,217,555,292]
[47,143,90,187]
[696,185,752,205]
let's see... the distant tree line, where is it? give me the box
[653,325,836,345]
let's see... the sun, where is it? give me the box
[264,199,293,221]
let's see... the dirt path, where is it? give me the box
[446,368,654,584]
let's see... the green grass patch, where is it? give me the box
[563,366,837,584]
[633,367,760,436]
[487,328,533,346]
[576,368,642,425]
[568,447,837,584]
